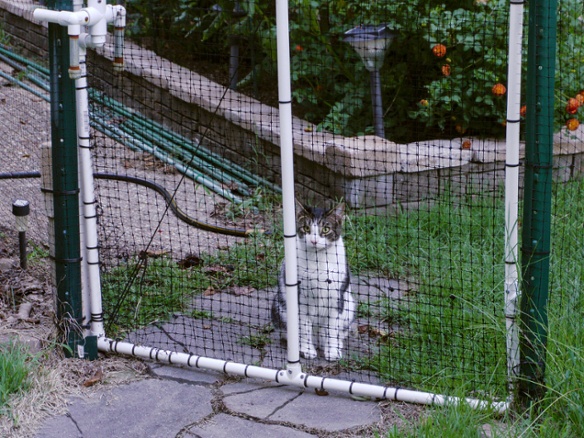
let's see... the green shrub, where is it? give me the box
[125,0,584,141]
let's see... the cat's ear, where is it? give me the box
[295,199,308,215]
[330,202,345,218]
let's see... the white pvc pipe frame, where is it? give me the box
[98,337,508,413]
[38,0,524,412]
[34,0,126,342]
[100,0,517,412]
[504,0,525,399]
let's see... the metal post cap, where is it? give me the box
[12,199,30,216]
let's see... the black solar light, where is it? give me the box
[12,198,30,270]
[343,25,395,138]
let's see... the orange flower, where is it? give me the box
[492,83,506,96]
[441,64,451,77]
[566,118,580,131]
[566,97,580,114]
[432,44,447,58]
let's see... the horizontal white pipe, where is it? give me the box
[33,7,103,27]
[97,337,509,413]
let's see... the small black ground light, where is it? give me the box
[12,199,30,270]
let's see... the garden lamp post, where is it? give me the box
[212,2,246,90]
[343,24,395,138]
[12,198,30,270]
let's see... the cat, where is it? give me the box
[271,201,355,361]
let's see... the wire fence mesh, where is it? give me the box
[0,0,583,404]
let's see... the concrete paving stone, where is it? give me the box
[127,316,265,365]
[187,413,316,438]
[269,389,382,432]
[0,332,43,354]
[36,379,213,438]
[149,364,224,385]
[223,384,303,419]
[223,383,381,432]
[0,257,16,272]
[353,276,408,303]
[219,380,285,396]
[190,287,276,327]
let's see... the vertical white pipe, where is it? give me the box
[110,5,126,72]
[504,0,524,398]
[72,0,91,340]
[88,0,107,46]
[76,42,105,337]
[275,0,301,375]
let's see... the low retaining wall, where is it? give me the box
[3,0,584,211]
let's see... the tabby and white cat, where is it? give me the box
[272,201,355,361]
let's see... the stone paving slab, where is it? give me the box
[36,379,214,438]
[222,382,382,432]
[187,413,316,438]
[149,363,224,385]
[34,366,394,438]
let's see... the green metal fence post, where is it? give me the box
[519,0,557,403]
[47,0,84,358]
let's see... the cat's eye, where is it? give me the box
[301,225,311,233]
[321,226,331,235]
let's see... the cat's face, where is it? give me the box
[296,202,345,251]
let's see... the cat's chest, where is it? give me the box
[297,245,347,290]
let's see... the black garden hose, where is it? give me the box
[0,171,263,237]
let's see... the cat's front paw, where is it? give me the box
[300,344,317,360]
[324,347,343,362]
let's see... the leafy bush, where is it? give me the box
[125,0,584,142]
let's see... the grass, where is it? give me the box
[102,229,282,337]
[345,191,508,398]
[386,398,505,438]
[100,178,584,436]
[0,342,36,413]
[373,178,584,436]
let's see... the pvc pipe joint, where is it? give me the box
[68,25,82,79]
[108,5,126,72]
[33,7,102,27]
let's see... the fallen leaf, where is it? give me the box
[138,249,168,259]
[358,324,369,335]
[83,369,103,387]
[315,388,329,396]
[227,286,256,296]
[203,286,218,296]
[204,265,230,275]
[177,254,203,269]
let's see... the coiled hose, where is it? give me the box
[0,171,263,237]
